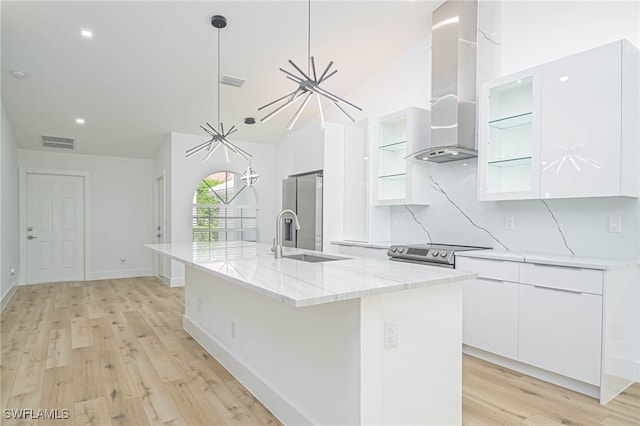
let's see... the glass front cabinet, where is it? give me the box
[478,68,542,201]
[375,107,429,205]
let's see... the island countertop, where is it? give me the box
[145,242,477,307]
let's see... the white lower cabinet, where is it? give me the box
[459,254,639,403]
[518,284,602,386]
[463,278,518,360]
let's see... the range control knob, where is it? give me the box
[440,251,448,258]
[431,250,439,257]
[398,247,405,253]
[391,247,397,252]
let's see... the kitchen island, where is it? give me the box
[146,242,478,425]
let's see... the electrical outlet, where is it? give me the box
[231,321,236,339]
[505,216,515,231]
[608,216,622,233]
[384,321,398,349]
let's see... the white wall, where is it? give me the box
[326,37,432,123]
[162,132,277,283]
[17,149,154,280]
[501,1,640,75]
[1,103,20,307]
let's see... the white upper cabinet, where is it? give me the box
[540,42,623,198]
[478,68,542,200]
[479,40,639,201]
[374,107,430,205]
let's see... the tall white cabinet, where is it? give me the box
[478,40,639,201]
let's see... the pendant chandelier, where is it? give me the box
[186,15,259,187]
[258,0,362,130]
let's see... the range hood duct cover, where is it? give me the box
[415,0,478,163]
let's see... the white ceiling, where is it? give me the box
[2,1,438,159]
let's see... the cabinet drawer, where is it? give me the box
[520,263,603,295]
[456,257,519,282]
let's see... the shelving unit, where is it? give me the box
[479,70,541,200]
[374,107,429,205]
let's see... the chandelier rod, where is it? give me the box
[217,24,221,129]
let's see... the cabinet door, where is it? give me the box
[478,68,542,201]
[343,122,369,241]
[540,42,622,198]
[518,284,602,385]
[463,278,518,359]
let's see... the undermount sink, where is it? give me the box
[282,253,351,263]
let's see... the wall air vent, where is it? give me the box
[220,75,246,87]
[42,136,74,150]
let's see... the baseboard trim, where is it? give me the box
[1,285,18,312]
[169,276,185,287]
[463,345,600,400]
[183,315,312,426]
[86,268,153,281]
[157,275,171,287]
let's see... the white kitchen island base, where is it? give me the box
[183,264,463,425]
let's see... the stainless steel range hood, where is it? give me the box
[415,0,478,163]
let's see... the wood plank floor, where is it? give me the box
[1,278,638,425]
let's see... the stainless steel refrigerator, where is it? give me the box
[281,173,323,251]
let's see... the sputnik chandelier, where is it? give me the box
[186,15,259,187]
[258,0,362,130]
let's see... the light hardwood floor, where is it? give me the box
[1,278,638,425]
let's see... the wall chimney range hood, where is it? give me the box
[414,0,478,163]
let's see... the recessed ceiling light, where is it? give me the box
[11,70,27,79]
[559,75,569,82]
[81,29,93,39]
[75,118,85,125]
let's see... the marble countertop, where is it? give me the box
[330,240,400,249]
[455,249,640,270]
[330,240,432,249]
[146,242,477,307]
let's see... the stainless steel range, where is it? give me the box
[387,244,490,268]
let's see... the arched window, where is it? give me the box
[192,171,258,243]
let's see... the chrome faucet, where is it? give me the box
[272,209,301,259]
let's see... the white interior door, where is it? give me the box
[26,173,85,284]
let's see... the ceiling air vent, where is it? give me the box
[220,75,246,88]
[42,136,74,150]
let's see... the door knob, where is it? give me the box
[27,235,38,240]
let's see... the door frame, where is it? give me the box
[153,170,170,285]
[19,168,91,285]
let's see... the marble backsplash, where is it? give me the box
[389,160,640,259]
